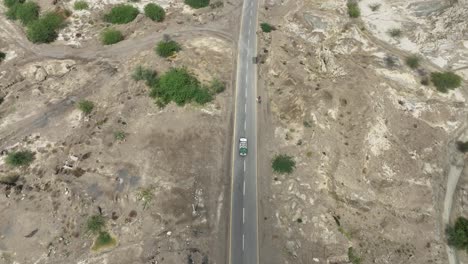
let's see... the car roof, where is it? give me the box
[240,138,247,142]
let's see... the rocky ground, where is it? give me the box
[0,0,239,263]
[257,0,467,263]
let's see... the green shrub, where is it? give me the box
[184,0,210,9]
[348,247,362,264]
[132,65,158,85]
[92,231,116,250]
[15,1,40,25]
[0,51,5,62]
[114,131,126,141]
[103,4,139,24]
[155,40,181,58]
[4,0,24,8]
[86,215,105,234]
[6,151,34,167]
[150,67,213,106]
[388,28,402,38]
[431,72,462,92]
[272,154,295,174]
[101,28,123,45]
[260,22,275,33]
[347,2,360,18]
[144,3,165,22]
[209,79,225,94]
[405,55,420,69]
[74,1,89,10]
[26,12,64,43]
[78,100,94,114]
[446,217,468,250]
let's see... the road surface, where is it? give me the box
[229,0,259,263]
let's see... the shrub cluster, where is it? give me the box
[77,99,94,114]
[101,28,123,45]
[260,22,275,33]
[155,40,181,58]
[103,4,139,24]
[447,217,468,250]
[6,150,34,167]
[272,154,295,174]
[405,55,420,69]
[0,51,5,62]
[430,71,462,92]
[144,3,165,22]
[26,12,64,43]
[132,65,157,85]
[74,1,89,10]
[184,0,210,9]
[6,1,39,25]
[347,2,360,18]
[388,28,402,38]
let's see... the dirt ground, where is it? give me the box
[257,0,467,263]
[0,0,241,263]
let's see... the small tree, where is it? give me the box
[155,40,181,58]
[101,28,123,45]
[260,22,275,33]
[457,141,468,153]
[446,217,468,250]
[74,1,89,10]
[184,0,210,9]
[431,72,462,92]
[0,51,6,62]
[78,100,94,114]
[347,2,360,18]
[144,3,165,22]
[272,154,295,174]
[405,55,420,69]
[86,215,105,234]
[103,4,139,24]
[6,150,34,167]
[15,1,40,25]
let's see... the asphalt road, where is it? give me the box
[229,0,259,263]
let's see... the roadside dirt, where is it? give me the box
[257,0,467,263]
[0,0,241,263]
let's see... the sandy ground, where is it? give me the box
[256,0,467,263]
[0,0,241,263]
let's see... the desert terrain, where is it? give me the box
[0,0,240,263]
[257,0,467,263]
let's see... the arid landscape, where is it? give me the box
[1,0,468,264]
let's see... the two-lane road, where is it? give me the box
[229,0,259,263]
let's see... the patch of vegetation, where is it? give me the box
[114,131,126,141]
[369,3,380,11]
[150,67,212,106]
[92,231,116,251]
[86,215,106,234]
[388,28,402,38]
[457,141,468,153]
[6,151,34,167]
[101,28,123,45]
[348,247,362,264]
[184,0,210,9]
[405,55,420,69]
[155,39,181,58]
[260,22,275,33]
[137,187,154,209]
[446,217,468,251]
[209,79,225,94]
[77,100,94,114]
[0,174,20,185]
[303,120,312,127]
[26,12,65,43]
[74,1,89,10]
[132,65,158,86]
[144,3,165,22]
[272,154,295,174]
[0,51,5,62]
[13,1,40,25]
[347,2,360,18]
[430,71,462,93]
[210,1,223,8]
[103,4,139,24]
[384,55,398,68]
[4,0,25,8]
